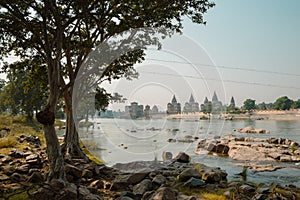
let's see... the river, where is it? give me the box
[79,118,300,186]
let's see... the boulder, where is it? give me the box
[177,168,201,182]
[147,187,178,200]
[162,151,173,161]
[133,179,152,195]
[235,126,269,134]
[152,174,167,186]
[173,152,190,163]
[183,177,205,188]
[27,171,44,183]
[211,143,230,155]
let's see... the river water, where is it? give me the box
[79,118,300,186]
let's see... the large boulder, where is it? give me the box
[235,126,270,134]
[173,152,190,163]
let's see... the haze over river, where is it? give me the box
[79,118,300,186]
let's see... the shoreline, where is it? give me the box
[165,109,300,121]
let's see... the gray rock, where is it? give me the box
[133,179,152,195]
[152,174,167,186]
[239,184,256,194]
[148,187,177,200]
[183,177,205,188]
[177,168,201,182]
[173,152,190,163]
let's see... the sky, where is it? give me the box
[104,0,300,110]
[1,1,300,111]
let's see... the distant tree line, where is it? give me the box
[233,96,300,113]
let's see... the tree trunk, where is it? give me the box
[37,105,66,182]
[61,91,89,161]
[43,124,66,182]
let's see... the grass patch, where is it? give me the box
[201,192,226,200]
[0,136,18,148]
[0,115,45,154]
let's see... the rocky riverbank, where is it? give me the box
[195,134,300,172]
[1,135,300,199]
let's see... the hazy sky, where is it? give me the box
[105,0,300,110]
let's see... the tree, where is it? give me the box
[0,59,48,119]
[243,99,256,111]
[273,96,293,110]
[292,99,300,109]
[0,0,214,182]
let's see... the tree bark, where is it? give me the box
[61,90,89,161]
[43,123,66,182]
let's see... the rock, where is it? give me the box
[2,165,15,175]
[177,168,201,182]
[126,171,150,185]
[239,184,256,194]
[173,152,190,163]
[152,174,167,186]
[251,194,268,200]
[1,156,12,163]
[8,149,24,158]
[147,187,178,200]
[0,174,10,181]
[16,164,30,174]
[26,154,41,165]
[202,171,221,184]
[27,171,43,183]
[280,155,292,162]
[10,173,25,182]
[65,164,83,180]
[115,191,138,200]
[211,143,230,155]
[19,135,41,147]
[235,126,269,134]
[82,169,93,179]
[133,179,152,195]
[183,177,205,188]
[89,180,104,189]
[162,151,173,161]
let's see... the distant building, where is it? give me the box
[229,96,236,108]
[125,102,144,119]
[151,105,159,114]
[144,105,151,119]
[201,91,223,113]
[183,94,199,113]
[167,95,181,114]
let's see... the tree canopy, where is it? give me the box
[273,96,293,110]
[243,99,256,111]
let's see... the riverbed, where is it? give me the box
[79,118,300,186]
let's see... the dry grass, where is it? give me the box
[201,192,226,200]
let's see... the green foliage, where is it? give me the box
[0,58,48,119]
[273,96,293,110]
[243,99,256,111]
[292,99,300,109]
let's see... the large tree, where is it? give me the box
[0,0,214,182]
[273,96,293,110]
[242,99,256,111]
